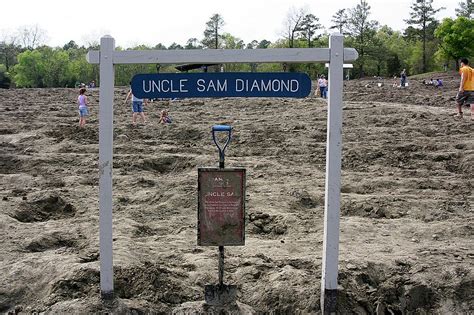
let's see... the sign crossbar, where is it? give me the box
[87,47,358,65]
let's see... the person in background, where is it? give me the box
[318,75,328,99]
[455,58,474,120]
[159,110,172,124]
[124,85,148,125]
[77,88,89,127]
[400,69,407,87]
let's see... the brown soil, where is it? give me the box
[0,76,473,314]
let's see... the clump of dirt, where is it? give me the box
[137,156,195,174]
[25,231,79,252]
[45,125,98,144]
[132,224,158,238]
[49,268,100,305]
[114,262,199,309]
[11,194,76,222]
[113,155,194,174]
[342,197,407,219]
[0,155,22,174]
[248,212,287,235]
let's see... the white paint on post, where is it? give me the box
[85,47,358,65]
[321,33,344,314]
[98,35,115,299]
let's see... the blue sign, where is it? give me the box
[131,72,311,99]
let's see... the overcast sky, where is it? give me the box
[0,0,458,48]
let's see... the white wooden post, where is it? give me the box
[98,35,115,299]
[321,33,344,314]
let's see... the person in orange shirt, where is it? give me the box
[455,58,474,120]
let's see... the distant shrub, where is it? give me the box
[0,64,11,89]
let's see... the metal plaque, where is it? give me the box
[198,168,246,246]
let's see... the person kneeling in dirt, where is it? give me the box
[159,110,172,124]
[454,58,474,120]
[124,85,148,125]
[77,88,89,127]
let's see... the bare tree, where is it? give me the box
[0,30,20,71]
[17,24,47,49]
[80,29,110,49]
[282,7,308,48]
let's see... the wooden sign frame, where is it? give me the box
[87,34,357,313]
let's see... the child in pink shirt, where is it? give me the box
[77,88,89,127]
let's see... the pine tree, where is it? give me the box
[456,0,474,18]
[330,9,348,34]
[347,0,379,77]
[202,14,225,49]
[300,14,321,47]
[405,0,443,73]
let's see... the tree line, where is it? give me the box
[0,0,473,88]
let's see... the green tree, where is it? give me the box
[39,47,70,87]
[246,40,259,49]
[380,28,412,75]
[115,45,155,86]
[456,0,474,18]
[202,14,225,49]
[403,26,420,41]
[346,0,379,77]
[13,50,44,87]
[370,26,395,76]
[185,38,201,49]
[63,40,79,50]
[221,33,244,49]
[435,17,474,69]
[257,39,271,49]
[405,0,444,73]
[0,41,21,72]
[66,56,96,87]
[300,14,321,47]
[0,64,12,88]
[168,42,183,50]
[330,9,348,34]
[154,43,167,50]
